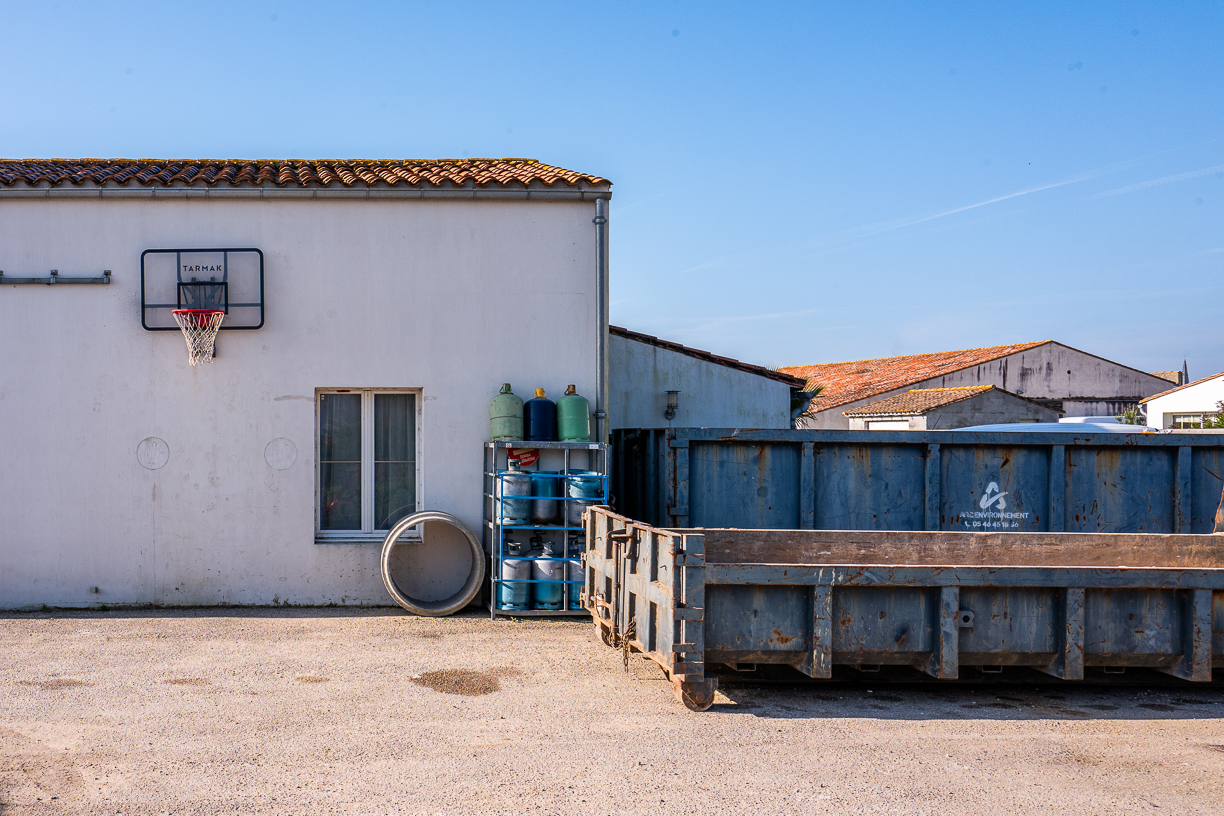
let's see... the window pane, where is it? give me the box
[375,394,415,461]
[320,393,362,530]
[375,394,416,530]
[319,393,361,462]
[1173,414,1203,429]
[375,463,416,530]
[320,463,361,530]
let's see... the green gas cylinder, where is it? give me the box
[556,384,591,442]
[490,383,524,441]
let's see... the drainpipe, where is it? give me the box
[594,198,610,444]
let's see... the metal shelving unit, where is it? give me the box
[483,441,608,619]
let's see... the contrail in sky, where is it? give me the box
[833,160,1136,245]
[674,141,1220,274]
[1087,164,1224,199]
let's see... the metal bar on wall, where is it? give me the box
[1049,444,1066,533]
[800,442,816,530]
[0,270,111,284]
[1175,446,1192,534]
[924,443,941,531]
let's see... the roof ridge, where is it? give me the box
[0,158,610,190]
[8,156,544,163]
[1139,369,1224,403]
[780,341,1050,373]
[610,325,806,386]
[845,383,1041,416]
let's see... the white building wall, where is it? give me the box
[609,334,792,430]
[0,197,598,608]
[1143,374,1224,429]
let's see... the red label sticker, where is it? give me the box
[508,448,539,467]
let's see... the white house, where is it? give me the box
[0,157,611,609]
[1140,371,1224,429]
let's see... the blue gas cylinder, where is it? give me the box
[524,388,556,442]
[531,539,565,610]
[497,540,532,611]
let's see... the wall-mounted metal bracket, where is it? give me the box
[0,270,111,285]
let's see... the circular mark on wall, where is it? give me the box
[136,437,170,470]
[265,438,297,470]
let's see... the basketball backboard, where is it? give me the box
[141,248,264,331]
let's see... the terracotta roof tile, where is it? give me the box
[0,158,610,190]
[780,341,1051,411]
[844,386,994,416]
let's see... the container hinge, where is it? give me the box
[671,660,705,678]
[675,554,704,567]
[672,642,700,654]
[673,607,704,622]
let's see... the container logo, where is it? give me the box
[979,482,1008,511]
[958,481,1031,529]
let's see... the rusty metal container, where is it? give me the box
[582,505,1224,711]
[612,428,1224,534]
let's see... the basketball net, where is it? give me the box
[172,309,225,366]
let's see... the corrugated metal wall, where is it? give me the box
[613,429,1224,534]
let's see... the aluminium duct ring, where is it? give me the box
[380,511,486,617]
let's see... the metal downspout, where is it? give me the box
[594,198,610,444]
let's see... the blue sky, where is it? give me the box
[3,1,1221,376]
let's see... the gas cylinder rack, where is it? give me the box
[483,441,608,619]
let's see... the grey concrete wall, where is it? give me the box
[803,343,1171,429]
[609,334,792,430]
[925,389,1060,429]
[0,197,599,608]
[846,389,1059,430]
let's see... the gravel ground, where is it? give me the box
[2,608,1223,815]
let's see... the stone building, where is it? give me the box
[784,341,1173,430]
[844,385,1061,430]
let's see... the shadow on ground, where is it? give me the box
[704,665,1224,721]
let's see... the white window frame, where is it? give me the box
[866,419,911,431]
[1170,413,1204,430]
[315,388,423,545]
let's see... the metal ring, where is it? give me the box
[380,511,485,617]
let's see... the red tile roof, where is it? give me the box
[0,158,609,190]
[611,326,806,386]
[843,386,995,416]
[780,341,1050,411]
[1138,370,1224,404]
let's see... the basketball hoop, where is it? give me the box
[172,309,225,366]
